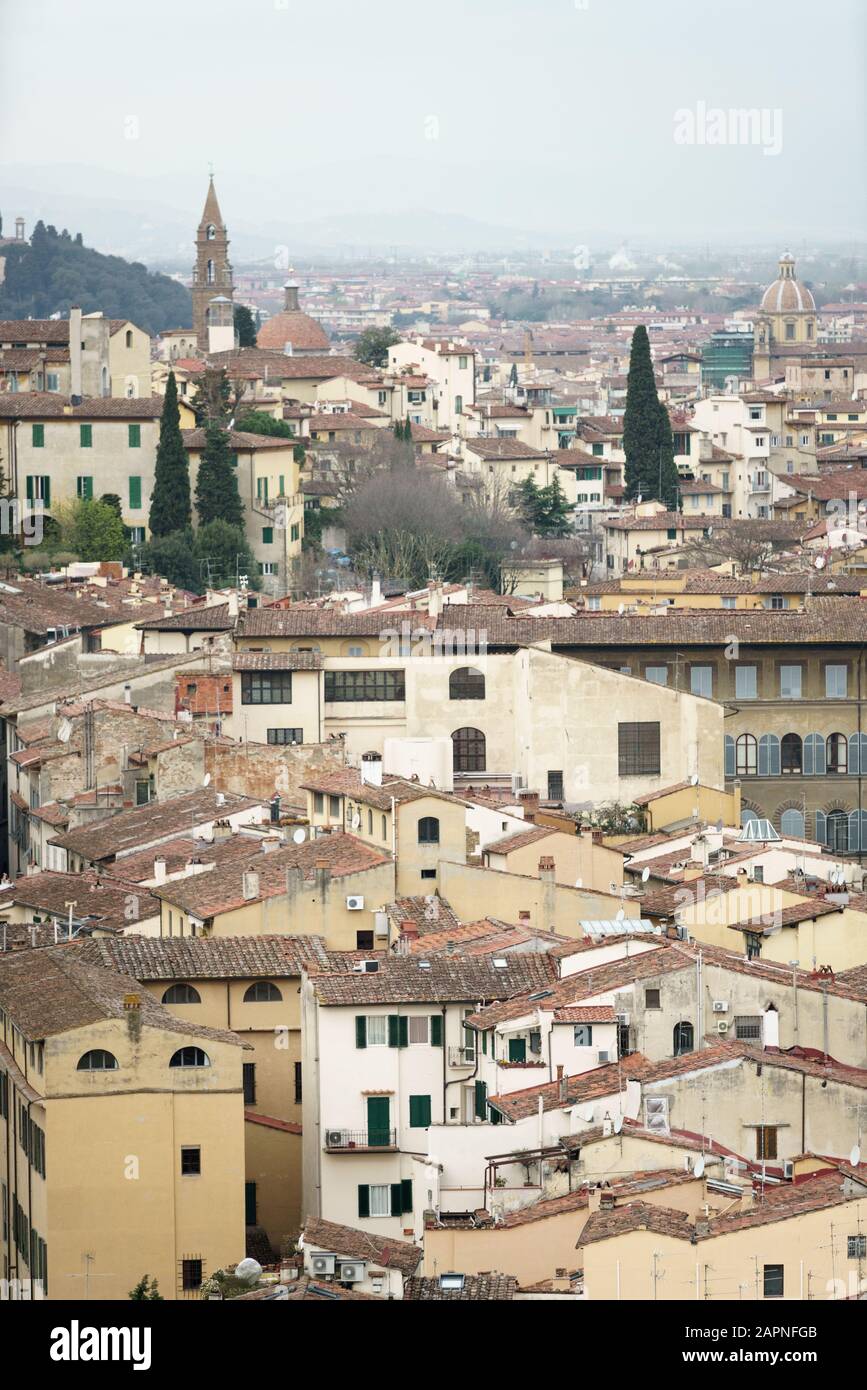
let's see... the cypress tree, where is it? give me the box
[654,403,680,511]
[149,371,191,537]
[623,325,663,502]
[195,423,244,529]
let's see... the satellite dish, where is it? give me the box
[574,877,583,889]
[693,1155,706,1179]
[707,526,714,538]
[351,812,361,830]
[202,772,211,787]
[57,718,72,743]
[850,1144,862,1167]
[636,494,643,504]
[615,908,625,922]
[234,1257,262,1284]
[613,1115,623,1134]
[641,866,651,882]
[292,827,306,845]
[690,773,699,786]
[814,554,826,570]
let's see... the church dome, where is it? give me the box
[257,280,329,352]
[759,252,815,314]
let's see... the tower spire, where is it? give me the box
[192,174,234,350]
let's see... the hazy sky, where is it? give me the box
[1,0,865,251]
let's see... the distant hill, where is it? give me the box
[0,219,191,335]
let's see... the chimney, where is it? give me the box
[314,857,331,896]
[123,683,132,705]
[557,1064,567,1102]
[242,870,260,901]
[69,305,82,403]
[370,573,383,608]
[360,752,383,787]
[400,920,419,944]
[283,281,300,312]
[153,856,167,885]
[518,790,539,818]
[260,835,281,854]
[599,1189,616,1211]
[427,580,443,619]
[762,1002,780,1050]
[539,856,555,883]
[226,590,239,619]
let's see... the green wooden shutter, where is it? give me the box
[80,424,92,447]
[409,1094,431,1128]
[401,1178,413,1212]
[262,527,273,544]
[430,1015,443,1047]
[25,476,33,501]
[279,474,285,496]
[129,476,142,509]
[355,1015,367,1049]
[388,1014,399,1048]
[398,1016,408,1049]
[474,1079,487,1120]
[482,1030,488,1055]
[32,424,44,448]
[128,423,141,448]
[357,1184,370,1218]
[390,1183,402,1217]
[42,476,50,509]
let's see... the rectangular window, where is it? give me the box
[180,1146,201,1175]
[408,1016,429,1046]
[722,595,736,608]
[324,670,406,703]
[826,664,847,699]
[645,988,661,1009]
[262,527,273,544]
[779,665,802,699]
[645,665,668,686]
[294,1061,302,1103]
[573,1024,593,1046]
[848,1235,866,1259]
[409,1094,432,1128]
[756,1126,778,1160]
[763,1263,784,1298]
[128,476,142,509]
[329,795,341,817]
[618,722,660,776]
[368,1184,390,1218]
[80,424,92,448]
[356,930,374,950]
[690,665,713,698]
[290,523,300,542]
[241,671,292,704]
[547,770,564,800]
[32,424,44,448]
[25,475,51,507]
[76,476,93,500]
[314,793,324,813]
[242,1062,256,1105]
[735,666,757,699]
[266,727,302,744]
[182,1258,203,1291]
[128,424,141,448]
[366,1016,388,1047]
[735,1015,762,1040]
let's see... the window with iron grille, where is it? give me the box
[618,722,660,776]
[241,671,293,704]
[451,726,486,772]
[735,1015,762,1040]
[181,1257,203,1291]
[267,727,303,744]
[294,1061,302,1102]
[847,1235,866,1259]
[547,770,564,800]
[325,670,405,702]
[181,1146,201,1176]
[243,1063,256,1104]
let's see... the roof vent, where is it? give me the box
[737,818,780,843]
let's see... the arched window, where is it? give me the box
[825,810,848,854]
[673,1022,694,1056]
[418,816,440,844]
[740,809,759,828]
[206,224,216,240]
[169,1047,210,1068]
[827,733,847,775]
[77,1049,118,1071]
[162,983,201,1005]
[449,667,485,700]
[724,735,735,778]
[758,734,780,777]
[803,733,825,776]
[781,733,802,774]
[735,734,757,776]
[848,734,867,775]
[243,982,282,1003]
[452,727,486,773]
[206,259,215,284]
[125,329,133,348]
[780,808,805,839]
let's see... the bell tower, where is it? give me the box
[192,175,234,351]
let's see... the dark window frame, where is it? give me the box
[618,722,660,777]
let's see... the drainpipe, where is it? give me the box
[441,1004,447,1129]
[858,646,864,868]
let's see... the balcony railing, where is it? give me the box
[323,1128,397,1151]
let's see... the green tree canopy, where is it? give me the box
[234,410,295,439]
[233,303,258,348]
[195,423,244,529]
[149,371,191,537]
[623,325,679,508]
[354,326,401,368]
[193,519,260,591]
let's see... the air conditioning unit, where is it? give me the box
[712,1000,728,1013]
[615,1012,630,1026]
[346,895,365,911]
[782,1160,794,1180]
[597,1049,610,1063]
[352,960,379,973]
[716,1019,729,1033]
[324,1130,346,1149]
[310,1253,336,1275]
[338,1260,366,1283]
